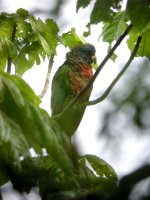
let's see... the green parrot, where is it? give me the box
[51,43,96,137]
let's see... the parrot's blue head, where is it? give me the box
[66,43,96,65]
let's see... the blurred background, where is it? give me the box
[0,0,150,199]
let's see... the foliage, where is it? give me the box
[77,0,150,60]
[0,9,84,76]
[0,71,117,199]
[0,0,150,199]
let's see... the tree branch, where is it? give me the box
[83,35,142,106]
[39,55,54,98]
[53,24,133,120]
[118,164,150,200]
[7,22,17,74]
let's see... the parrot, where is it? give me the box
[51,43,96,137]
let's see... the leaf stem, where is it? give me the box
[53,24,133,120]
[39,55,54,98]
[84,36,142,106]
[7,57,12,74]
[7,22,17,74]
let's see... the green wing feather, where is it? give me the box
[51,63,72,116]
[51,63,88,137]
[51,68,92,137]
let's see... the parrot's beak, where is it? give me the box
[91,55,97,64]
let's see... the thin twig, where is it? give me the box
[7,22,17,74]
[83,36,142,106]
[39,55,54,98]
[53,24,133,120]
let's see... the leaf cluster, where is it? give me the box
[77,0,150,61]
[0,9,86,76]
[0,70,117,198]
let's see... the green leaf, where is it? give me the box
[38,34,51,56]
[90,0,123,24]
[46,19,59,35]
[101,11,126,43]
[29,17,51,56]
[99,11,127,61]
[1,75,25,107]
[5,38,17,58]
[91,62,98,70]
[0,42,7,71]
[83,23,91,37]
[24,42,42,64]
[0,111,29,162]
[29,17,59,56]
[28,105,74,175]
[16,8,29,17]
[10,156,61,193]
[14,51,34,76]
[83,154,118,181]
[60,28,86,48]
[90,176,118,193]
[127,29,150,60]
[0,36,17,70]
[9,74,41,106]
[127,0,150,32]
[15,16,32,38]
[76,0,92,12]
[14,42,43,75]
[111,52,117,62]
[0,14,13,39]
[0,72,74,175]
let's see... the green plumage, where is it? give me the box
[51,44,96,137]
